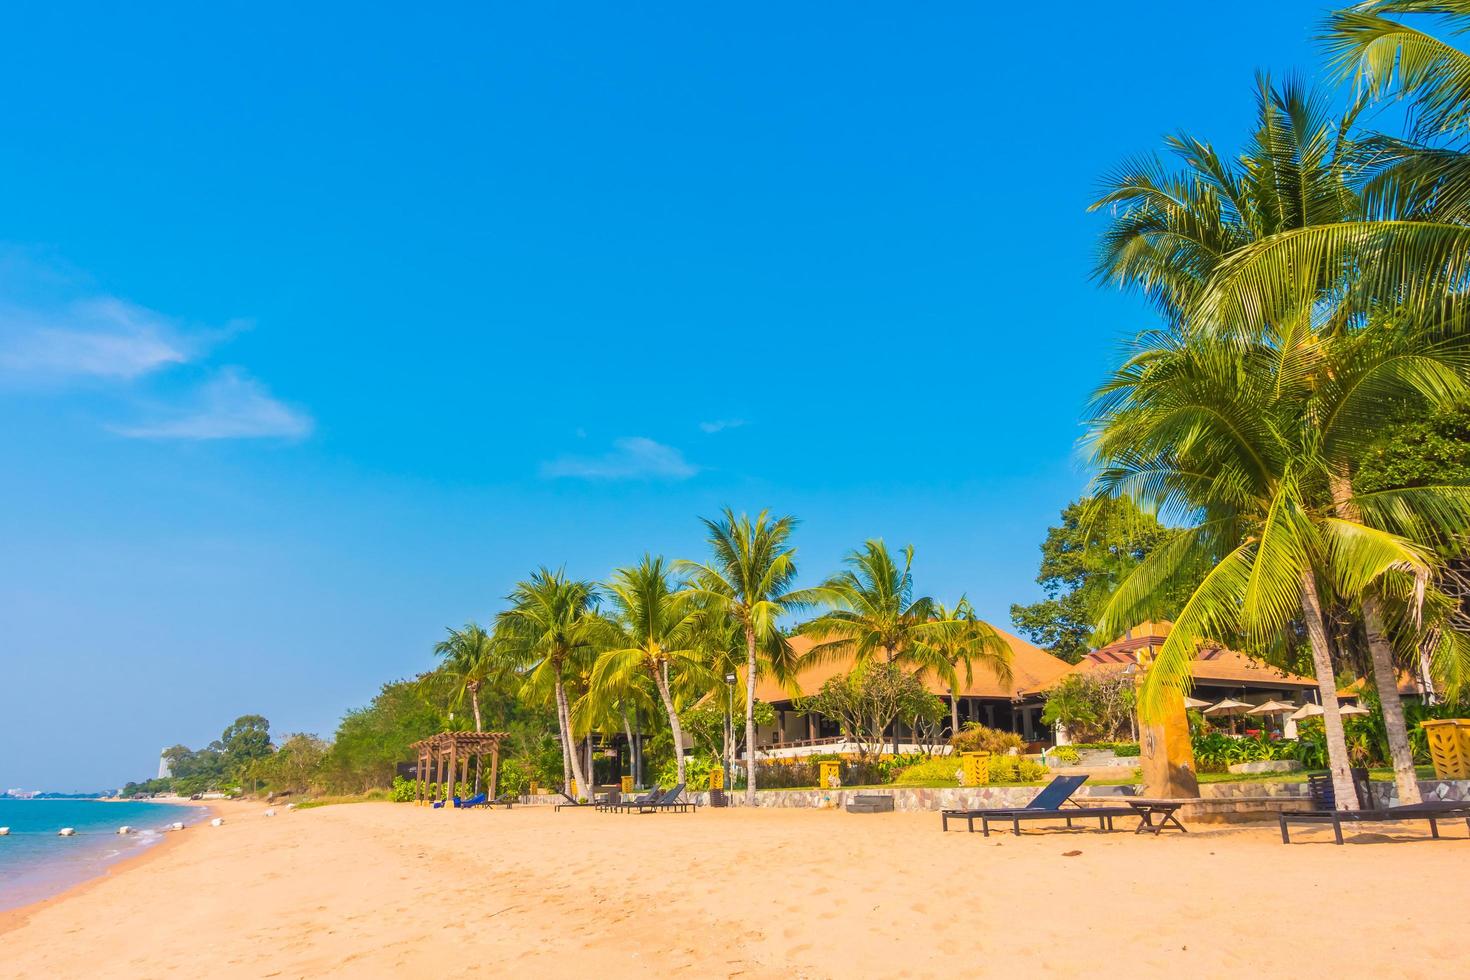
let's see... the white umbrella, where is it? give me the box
[1184,696,1211,710]
[1247,700,1297,716]
[1204,698,1253,716]
[1290,702,1370,721]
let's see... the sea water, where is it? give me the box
[0,799,201,912]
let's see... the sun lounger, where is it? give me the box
[481,793,515,809]
[554,790,596,811]
[638,782,694,813]
[1279,800,1470,844]
[455,792,488,808]
[940,775,1089,832]
[597,788,658,812]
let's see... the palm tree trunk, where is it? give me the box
[1300,570,1360,810]
[652,665,687,784]
[1364,597,1423,805]
[553,681,571,790]
[619,704,635,784]
[469,684,484,793]
[1329,471,1421,805]
[555,675,591,797]
[744,625,758,806]
[950,687,960,739]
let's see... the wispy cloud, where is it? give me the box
[699,418,746,434]
[540,436,699,481]
[0,297,194,380]
[112,369,313,441]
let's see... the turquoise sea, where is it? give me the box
[0,799,202,912]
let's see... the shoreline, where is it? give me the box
[0,798,216,935]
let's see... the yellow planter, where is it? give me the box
[1422,719,1470,779]
[621,775,634,793]
[707,769,724,790]
[819,761,841,788]
[961,751,991,786]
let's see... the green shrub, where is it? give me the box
[894,758,963,785]
[389,775,416,802]
[985,756,1050,783]
[1049,746,1080,765]
[949,724,1025,755]
[1067,741,1140,756]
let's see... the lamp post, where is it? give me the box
[723,671,737,792]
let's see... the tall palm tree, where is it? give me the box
[1091,78,1470,803]
[592,555,707,785]
[432,622,503,732]
[494,568,605,799]
[1089,325,1470,808]
[911,599,1015,737]
[800,540,942,753]
[677,509,814,805]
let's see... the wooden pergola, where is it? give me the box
[410,731,508,805]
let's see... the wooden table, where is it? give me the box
[1083,797,1197,835]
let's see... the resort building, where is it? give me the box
[1076,621,1319,707]
[749,628,1073,757]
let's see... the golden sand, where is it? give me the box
[5,799,1467,978]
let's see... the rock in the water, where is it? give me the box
[58,827,76,836]
[117,826,133,835]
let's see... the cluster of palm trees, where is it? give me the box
[1088,2,1470,809]
[432,510,1014,804]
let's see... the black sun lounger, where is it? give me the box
[1279,800,1470,845]
[940,775,1089,832]
[597,788,659,812]
[554,790,596,811]
[638,782,695,813]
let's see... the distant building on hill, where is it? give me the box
[157,749,172,780]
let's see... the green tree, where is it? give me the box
[1040,673,1136,743]
[795,664,943,760]
[678,509,815,804]
[912,598,1013,736]
[1010,497,1187,662]
[219,715,272,783]
[591,555,705,785]
[1089,325,1470,809]
[495,568,603,799]
[432,622,510,733]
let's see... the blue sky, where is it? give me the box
[1,2,1334,790]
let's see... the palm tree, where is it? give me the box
[1091,78,1470,804]
[911,599,1014,737]
[677,509,813,805]
[1089,325,1470,808]
[801,540,948,753]
[494,568,605,799]
[1324,1,1470,142]
[592,555,707,785]
[432,622,501,732]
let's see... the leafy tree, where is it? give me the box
[1356,403,1470,494]
[795,664,943,760]
[320,677,448,792]
[432,622,509,732]
[912,598,1013,734]
[219,715,272,781]
[1010,497,1188,662]
[1040,673,1136,743]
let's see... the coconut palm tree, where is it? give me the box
[800,540,942,753]
[1091,77,1470,804]
[591,555,707,785]
[911,599,1015,737]
[494,568,605,799]
[1324,1,1470,142]
[432,622,505,733]
[1089,324,1470,808]
[677,509,814,805]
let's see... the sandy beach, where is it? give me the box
[3,800,1468,978]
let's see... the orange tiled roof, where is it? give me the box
[1072,621,1317,690]
[753,626,1072,703]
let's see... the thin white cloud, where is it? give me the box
[112,369,313,441]
[0,297,193,380]
[540,436,699,481]
[699,418,746,434]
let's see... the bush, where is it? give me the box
[390,775,416,802]
[894,758,964,785]
[987,756,1050,783]
[1067,741,1140,757]
[949,724,1025,755]
[1049,745,1080,765]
